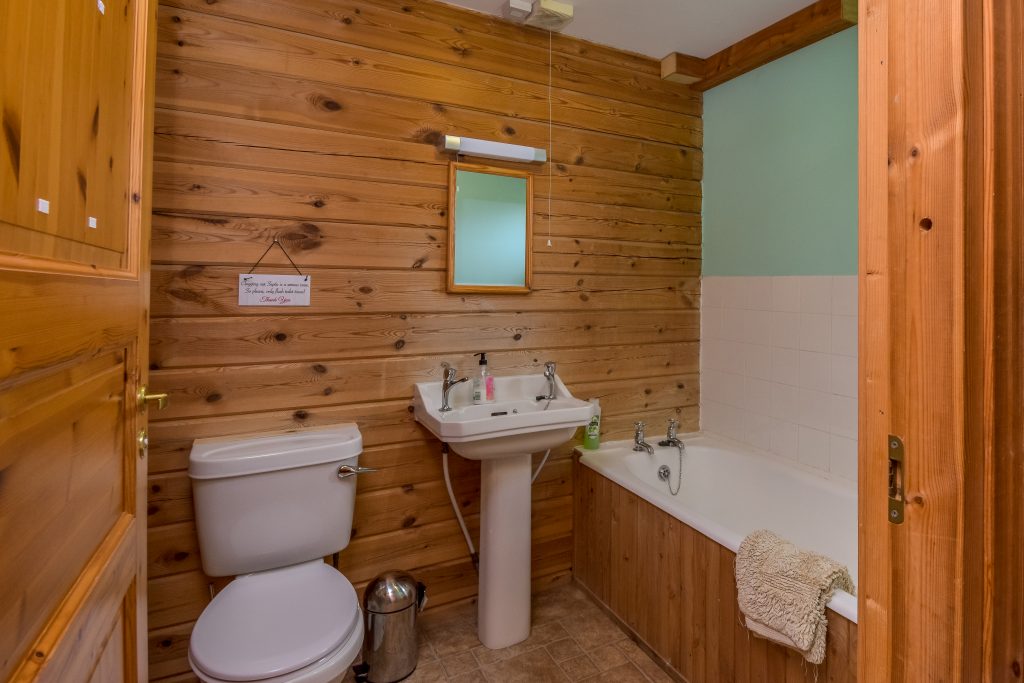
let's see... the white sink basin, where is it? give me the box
[412,371,594,649]
[412,374,594,460]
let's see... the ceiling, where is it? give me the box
[436,0,815,59]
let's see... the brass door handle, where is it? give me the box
[138,386,169,411]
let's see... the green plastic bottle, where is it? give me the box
[583,398,601,450]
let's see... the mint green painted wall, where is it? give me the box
[702,28,858,276]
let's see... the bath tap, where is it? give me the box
[536,361,557,402]
[633,421,655,455]
[659,418,686,450]
[440,363,469,412]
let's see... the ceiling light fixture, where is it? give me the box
[444,135,547,164]
[502,0,574,31]
[502,0,532,23]
[525,0,574,31]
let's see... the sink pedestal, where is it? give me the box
[477,453,532,649]
[412,373,595,649]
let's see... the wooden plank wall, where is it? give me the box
[145,0,702,679]
[574,462,857,683]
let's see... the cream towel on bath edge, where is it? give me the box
[735,529,855,665]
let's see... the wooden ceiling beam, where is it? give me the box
[660,0,857,92]
[660,51,707,85]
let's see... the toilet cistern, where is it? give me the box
[187,424,369,683]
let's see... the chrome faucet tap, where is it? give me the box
[633,421,654,455]
[659,418,686,449]
[440,363,469,412]
[536,361,557,401]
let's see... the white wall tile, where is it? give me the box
[720,404,747,442]
[701,275,859,478]
[771,347,800,386]
[746,276,774,311]
[730,278,757,309]
[720,308,747,342]
[771,311,801,349]
[831,315,857,357]
[701,370,728,404]
[719,277,743,309]
[701,399,729,433]
[798,426,831,471]
[830,395,858,439]
[800,276,833,314]
[745,413,775,451]
[797,388,832,431]
[718,340,745,374]
[831,276,858,316]
[770,420,799,460]
[798,351,832,393]
[830,355,858,398]
[701,306,721,341]
[743,310,773,345]
[732,343,755,374]
[829,435,858,481]
[799,313,832,353]
[770,382,800,422]
[701,339,723,372]
[744,343,773,381]
[720,371,747,408]
[742,377,773,415]
[772,276,802,312]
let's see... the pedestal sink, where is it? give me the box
[412,372,594,649]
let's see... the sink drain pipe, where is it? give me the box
[441,443,552,572]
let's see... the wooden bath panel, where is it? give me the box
[573,460,857,683]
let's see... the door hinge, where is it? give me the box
[888,434,905,524]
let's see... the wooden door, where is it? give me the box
[0,0,156,681]
[859,0,1024,679]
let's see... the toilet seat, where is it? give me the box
[189,560,362,682]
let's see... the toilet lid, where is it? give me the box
[190,561,360,682]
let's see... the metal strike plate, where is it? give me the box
[887,434,905,524]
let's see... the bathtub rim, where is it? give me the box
[576,432,858,624]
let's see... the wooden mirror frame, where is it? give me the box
[447,161,533,294]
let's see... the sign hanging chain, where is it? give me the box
[247,238,307,279]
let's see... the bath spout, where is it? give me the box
[658,418,686,450]
[633,421,655,455]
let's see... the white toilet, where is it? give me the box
[187,424,367,683]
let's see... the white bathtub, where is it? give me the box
[577,432,858,623]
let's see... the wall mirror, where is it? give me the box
[447,162,533,293]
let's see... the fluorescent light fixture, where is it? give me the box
[444,135,547,164]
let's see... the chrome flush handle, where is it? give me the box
[337,464,378,479]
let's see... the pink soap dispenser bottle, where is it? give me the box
[472,353,495,404]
